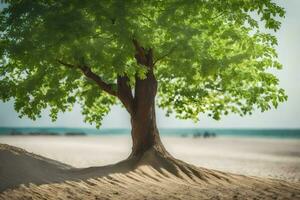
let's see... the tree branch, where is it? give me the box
[57,60,75,68]
[79,65,117,97]
[132,39,148,65]
[132,39,155,70]
[211,11,226,20]
[153,46,176,65]
[139,13,154,23]
[117,75,134,114]
[57,59,117,97]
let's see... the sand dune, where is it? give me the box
[1,136,300,182]
[0,143,300,200]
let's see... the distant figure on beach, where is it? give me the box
[193,131,217,138]
[65,132,86,136]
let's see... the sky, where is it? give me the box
[0,1,299,129]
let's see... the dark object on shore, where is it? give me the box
[193,132,202,138]
[9,130,23,135]
[193,131,217,138]
[203,131,217,138]
[180,134,188,138]
[203,131,210,138]
[8,131,59,136]
[28,132,59,136]
[64,132,86,136]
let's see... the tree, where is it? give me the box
[0,0,286,160]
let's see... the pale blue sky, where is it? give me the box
[0,1,299,128]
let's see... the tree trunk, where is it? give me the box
[121,39,169,158]
[130,102,167,158]
[128,71,168,158]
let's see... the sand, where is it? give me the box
[0,136,300,199]
[1,135,299,182]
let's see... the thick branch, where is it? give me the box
[132,39,147,66]
[79,65,117,96]
[57,60,117,97]
[132,39,145,58]
[117,75,134,114]
[132,39,154,70]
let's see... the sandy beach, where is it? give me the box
[1,136,300,199]
[1,135,300,182]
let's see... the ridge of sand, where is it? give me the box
[0,143,300,200]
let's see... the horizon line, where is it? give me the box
[0,126,300,130]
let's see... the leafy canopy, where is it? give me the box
[0,0,287,127]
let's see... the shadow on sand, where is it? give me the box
[0,144,138,192]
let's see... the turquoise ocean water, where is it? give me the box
[0,127,300,139]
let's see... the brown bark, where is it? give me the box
[117,75,134,114]
[128,39,168,158]
[116,67,167,158]
[129,72,167,158]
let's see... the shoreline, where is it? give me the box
[1,127,300,139]
[1,134,300,140]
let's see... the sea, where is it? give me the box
[0,127,300,139]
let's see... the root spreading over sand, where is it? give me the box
[0,144,299,200]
